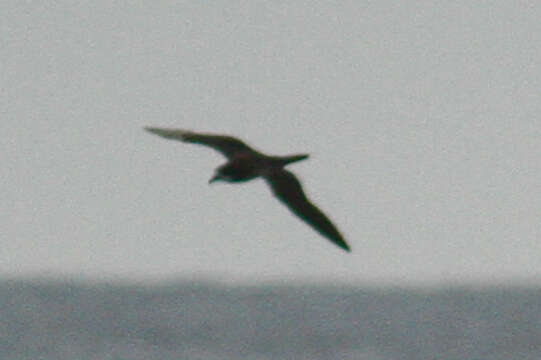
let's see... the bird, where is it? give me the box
[144,127,350,252]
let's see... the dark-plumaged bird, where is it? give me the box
[144,127,350,252]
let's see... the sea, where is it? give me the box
[1,279,540,359]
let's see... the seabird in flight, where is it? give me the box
[144,127,350,252]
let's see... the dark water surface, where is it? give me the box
[1,279,540,359]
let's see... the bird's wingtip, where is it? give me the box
[144,127,192,140]
[143,126,160,134]
[340,243,351,253]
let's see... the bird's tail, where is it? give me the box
[272,153,310,167]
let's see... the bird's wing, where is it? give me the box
[144,127,258,159]
[264,169,350,252]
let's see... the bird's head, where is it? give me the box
[208,172,224,184]
[208,165,232,184]
[208,163,241,184]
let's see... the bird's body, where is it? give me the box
[214,153,310,183]
[144,127,350,252]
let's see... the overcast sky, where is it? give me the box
[2,1,540,286]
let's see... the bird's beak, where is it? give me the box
[208,174,221,184]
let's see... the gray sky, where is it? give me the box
[2,1,540,286]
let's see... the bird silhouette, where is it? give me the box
[144,127,350,252]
